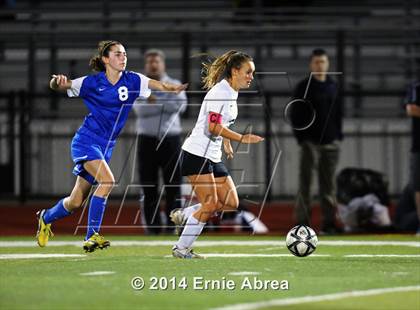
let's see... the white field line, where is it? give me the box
[0,240,419,248]
[164,254,331,258]
[228,272,261,276]
[210,285,420,310]
[321,240,420,247]
[344,254,420,258]
[80,271,115,276]
[0,254,86,259]
[2,252,417,260]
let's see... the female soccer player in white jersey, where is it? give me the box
[170,50,264,258]
[36,40,187,252]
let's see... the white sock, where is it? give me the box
[176,214,206,249]
[182,203,202,220]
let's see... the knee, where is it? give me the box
[231,193,239,209]
[223,190,239,210]
[95,176,115,199]
[232,198,239,209]
[99,175,115,190]
[225,196,239,210]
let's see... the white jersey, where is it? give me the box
[182,79,238,162]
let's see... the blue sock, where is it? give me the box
[85,196,107,240]
[43,199,71,224]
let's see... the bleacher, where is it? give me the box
[1,1,418,101]
[0,0,419,199]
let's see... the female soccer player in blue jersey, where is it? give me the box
[36,40,187,252]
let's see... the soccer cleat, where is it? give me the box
[169,208,186,235]
[36,209,54,247]
[83,233,110,253]
[172,245,204,259]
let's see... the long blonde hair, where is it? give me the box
[201,50,253,90]
[89,40,122,72]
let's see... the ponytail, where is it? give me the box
[89,40,121,72]
[201,50,252,90]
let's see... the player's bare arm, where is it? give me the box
[49,74,72,91]
[148,79,188,94]
[223,138,234,159]
[406,104,420,118]
[208,112,264,144]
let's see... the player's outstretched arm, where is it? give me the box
[406,104,420,118]
[148,79,188,94]
[223,138,234,159]
[49,74,72,91]
[208,115,264,144]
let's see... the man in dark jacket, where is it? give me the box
[405,80,420,236]
[291,48,342,234]
[133,49,187,234]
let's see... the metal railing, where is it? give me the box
[0,90,411,201]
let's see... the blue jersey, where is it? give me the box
[67,70,151,142]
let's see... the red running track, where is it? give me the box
[0,201,329,236]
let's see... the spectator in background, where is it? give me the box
[133,49,187,234]
[394,184,419,233]
[405,80,420,236]
[291,48,342,234]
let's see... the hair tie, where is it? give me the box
[100,41,115,57]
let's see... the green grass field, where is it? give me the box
[0,235,419,310]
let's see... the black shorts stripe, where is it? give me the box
[410,152,420,191]
[180,151,229,178]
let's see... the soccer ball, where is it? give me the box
[286,225,318,257]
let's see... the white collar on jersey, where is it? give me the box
[220,79,239,95]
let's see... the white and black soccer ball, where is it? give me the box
[286,225,318,257]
